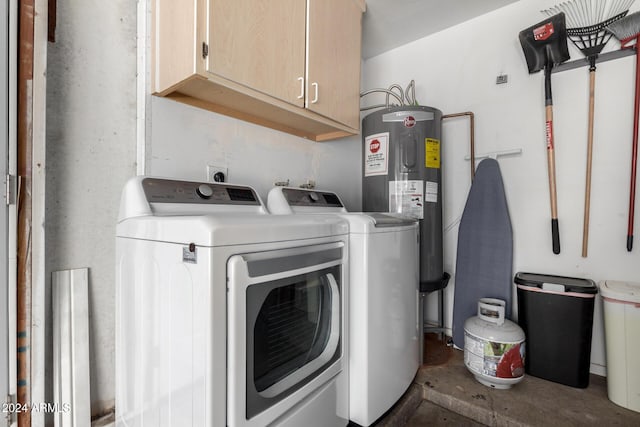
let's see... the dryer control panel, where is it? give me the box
[142,177,260,205]
[118,177,267,221]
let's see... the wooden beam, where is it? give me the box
[48,0,56,42]
[17,0,35,425]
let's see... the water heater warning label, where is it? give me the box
[364,132,389,177]
[425,138,440,169]
[389,180,424,219]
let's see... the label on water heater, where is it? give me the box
[425,138,440,168]
[389,180,424,219]
[425,181,438,203]
[364,132,389,177]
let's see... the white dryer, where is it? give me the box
[267,187,420,426]
[115,177,350,427]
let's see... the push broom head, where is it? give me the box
[607,10,640,46]
[519,13,570,73]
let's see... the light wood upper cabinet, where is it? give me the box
[307,0,363,130]
[152,0,365,141]
[207,0,306,107]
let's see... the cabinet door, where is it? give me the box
[207,0,306,107]
[307,0,362,129]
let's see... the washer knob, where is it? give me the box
[196,184,214,199]
[309,192,320,202]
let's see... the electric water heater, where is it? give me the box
[362,105,448,293]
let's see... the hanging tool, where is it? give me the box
[607,11,640,251]
[519,13,570,254]
[543,0,634,257]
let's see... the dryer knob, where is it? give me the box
[196,184,214,199]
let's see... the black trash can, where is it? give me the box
[514,272,597,388]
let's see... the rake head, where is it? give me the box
[542,0,635,63]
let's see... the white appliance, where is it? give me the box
[267,187,420,426]
[115,177,350,427]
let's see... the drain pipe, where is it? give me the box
[443,112,475,182]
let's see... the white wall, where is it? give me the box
[46,0,137,416]
[149,97,362,209]
[362,0,640,374]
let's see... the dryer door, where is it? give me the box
[227,242,345,427]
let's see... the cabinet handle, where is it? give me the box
[297,77,304,99]
[311,82,319,104]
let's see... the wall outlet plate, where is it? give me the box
[207,165,228,182]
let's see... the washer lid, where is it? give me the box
[368,213,416,226]
[343,212,418,233]
[599,280,640,304]
[267,187,418,232]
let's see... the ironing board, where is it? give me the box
[452,158,513,348]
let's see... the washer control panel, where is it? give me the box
[282,188,344,208]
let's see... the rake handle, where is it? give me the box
[582,69,596,258]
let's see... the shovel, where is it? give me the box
[519,13,570,254]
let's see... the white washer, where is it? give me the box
[267,187,420,426]
[115,177,350,427]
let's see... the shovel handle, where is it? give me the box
[552,219,560,254]
[546,104,560,254]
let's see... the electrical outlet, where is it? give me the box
[207,165,228,183]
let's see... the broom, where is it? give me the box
[542,0,635,257]
[607,11,640,251]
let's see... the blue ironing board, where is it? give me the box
[452,158,513,348]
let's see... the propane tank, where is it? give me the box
[464,298,525,389]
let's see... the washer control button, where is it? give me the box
[196,184,214,199]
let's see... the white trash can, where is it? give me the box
[599,280,640,413]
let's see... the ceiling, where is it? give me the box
[362,0,521,59]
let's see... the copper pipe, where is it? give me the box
[443,112,475,182]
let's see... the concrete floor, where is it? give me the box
[375,334,640,427]
[99,334,640,426]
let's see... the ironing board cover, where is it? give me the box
[452,158,513,348]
